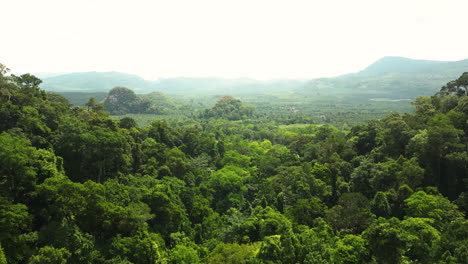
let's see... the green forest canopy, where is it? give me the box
[0,63,467,263]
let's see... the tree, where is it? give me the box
[425,114,464,197]
[348,121,379,155]
[364,217,441,264]
[203,95,254,120]
[0,132,62,202]
[55,127,132,182]
[363,217,404,264]
[36,176,87,225]
[263,165,331,210]
[118,117,137,129]
[0,244,6,264]
[404,191,463,227]
[368,158,401,192]
[375,114,413,158]
[0,198,32,263]
[144,178,192,238]
[85,97,97,110]
[147,120,180,147]
[103,86,150,115]
[410,96,437,127]
[109,231,168,264]
[223,206,292,243]
[439,72,468,97]
[399,217,440,263]
[370,191,392,218]
[326,193,375,233]
[85,97,103,112]
[207,165,248,213]
[257,235,282,263]
[165,148,190,182]
[205,243,259,264]
[332,235,368,264]
[397,157,424,189]
[28,246,70,264]
[433,218,468,263]
[171,245,200,264]
[220,150,251,168]
[286,198,327,227]
[297,219,336,264]
[350,157,376,197]
[36,221,100,264]
[11,73,42,91]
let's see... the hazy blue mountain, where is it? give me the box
[41,71,153,92]
[151,78,307,95]
[57,92,108,106]
[356,56,448,75]
[41,73,306,95]
[296,57,468,99]
[32,72,70,79]
[39,57,468,100]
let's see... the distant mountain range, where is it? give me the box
[38,56,468,99]
[297,57,468,99]
[39,71,153,92]
[356,56,455,75]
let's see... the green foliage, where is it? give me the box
[400,217,440,263]
[202,95,254,120]
[0,132,39,200]
[205,243,259,264]
[439,72,468,97]
[207,165,249,213]
[371,191,392,217]
[376,114,413,157]
[103,87,153,115]
[397,157,425,189]
[404,191,464,227]
[333,235,368,264]
[171,245,200,264]
[297,219,336,263]
[109,231,168,264]
[144,178,192,238]
[363,217,405,264]
[222,206,292,244]
[0,66,467,263]
[257,235,282,263]
[28,246,70,264]
[0,198,32,262]
[326,193,375,233]
[221,150,251,168]
[364,217,441,264]
[433,218,468,263]
[0,245,6,264]
[286,198,327,227]
[54,126,132,182]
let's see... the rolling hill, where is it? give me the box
[40,71,153,92]
[296,57,468,99]
[38,56,468,100]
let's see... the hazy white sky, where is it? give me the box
[2,0,468,80]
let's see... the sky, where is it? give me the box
[2,0,468,80]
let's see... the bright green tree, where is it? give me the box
[0,244,6,264]
[404,191,463,227]
[171,245,200,264]
[28,246,70,264]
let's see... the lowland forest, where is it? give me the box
[0,58,467,263]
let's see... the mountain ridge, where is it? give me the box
[37,56,468,99]
[356,56,449,75]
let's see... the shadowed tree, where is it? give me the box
[439,72,468,97]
